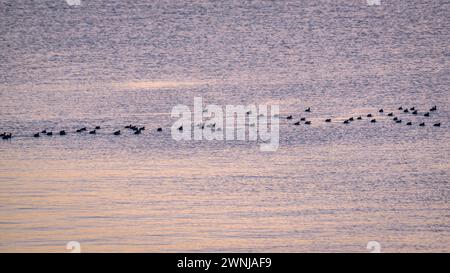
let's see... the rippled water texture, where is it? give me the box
[0,0,449,252]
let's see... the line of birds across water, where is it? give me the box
[285,105,441,127]
[0,105,442,140]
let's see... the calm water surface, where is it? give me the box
[0,0,449,252]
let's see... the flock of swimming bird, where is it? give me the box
[285,105,441,127]
[0,105,442,140]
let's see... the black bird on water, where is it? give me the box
[393,117,398,121]
[34,133,40,138]
[178,126,183,131]
[410,107,415,111]
[305,121,311,125]
[398,106,403,110]
[419,122,425,126]
[370,119,377,123]
[89,130,96,134]
[95,126,101,130]
[412,110,418,115]
[343,120,349,124]
[357,116,362,120]
[305,107,311,112]
[134,129,142,135]
[59,130,66,136]
[367,114,373,117]
[2,133,12,140]
[403,109,409,113]
[325,119,331,122]
[157,128,162,132]
[379,109,384,113]
[113,130,121,135]
[286,115,293,120]
[349,117,354,121]
[300,117,306,121]
[41,130,47,134]
[406,122,412,125]
[396,120,402,123]
[434,123,441,127]
[430,105,437,112]
[424,112,430,117]
[387,112,394,116]
[293,121,300,126]
[46,132,53,136]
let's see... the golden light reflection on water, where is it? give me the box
[113,80,212,90]
[1,140,449,252]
